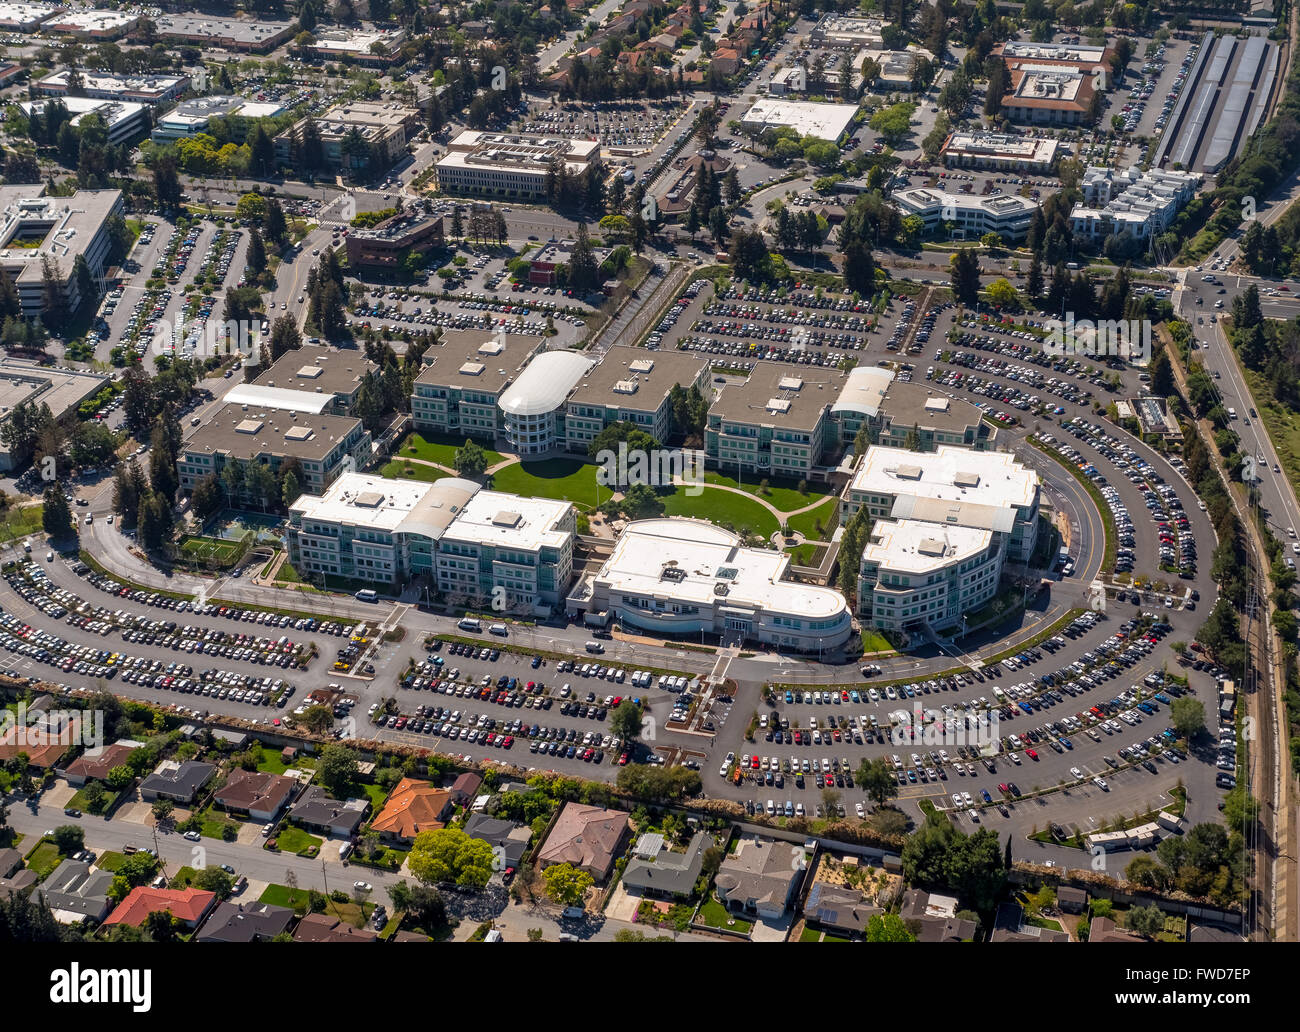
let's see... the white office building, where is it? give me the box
[891,187,1038,242]
[497,349,595,456]
[567,519,853,652]
[1070,166,1201,243]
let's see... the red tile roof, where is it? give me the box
[103,886,216,928]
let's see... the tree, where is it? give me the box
[856,757,899,807]
[453,438,488,477]
[865,913,917,941]
[51,825,84,855]
[235,192,268,224]
[950,248,981,306]
[1127,903,1167,938]
[408,827,495,889]
[317,744,359,796]
[105,764,134,791]
[42,486,74,540]
[151,799,174,823]
[619,483,664,519]
[1170,698,1206,739]
[192,866,235,900]
[609,700,644,742]
[986,277,1019,310]
[542,861,594,906]
[386,880,447,928]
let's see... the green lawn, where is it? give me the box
[785,497,838,540]
[662,485,780,540]
[380,459,451,484]
[784,543,824,566]
[860,628,893,654]
[359,782,389,810]
[491,458,604,509]
[259,882,314,914]
[25,840,63,880]
[273,825,322,856]
[799,925,824,942]
[0,505,43,545]
[703,472,831,513]
[177,535,241,564]
[396,432,505,468]
[96,850,128,873]
[169,865,201,889]
[696,895,752,933]
[201,814,241,840]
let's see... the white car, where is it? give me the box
[1093,776,1109,791]
[855,802,865,818]
[1070,766,1084,779]
[353,881,372,892]
[1007,751,1021,764]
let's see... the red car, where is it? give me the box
[998,783,1010,794]
[611,696,623,707]
[1026,749,1039,760]
[750,756,760,769]
[618,752,629,766]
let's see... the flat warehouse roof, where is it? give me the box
[184,403,361,462]
[254,344,371,397]
[740,99,859,140]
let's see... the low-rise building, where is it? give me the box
[1001,66,1097,125]
[293,912,378,941]
[435,130,602,201]
[63,742,136,786]
[1069,166,1201,244]
[462,812,532,870]
[810,14,885,49]
[102,886,217,930]
[899,888,977,941]
[0,3,57,32]
[622,830,710,899]
[568,518,853,651]
[196,901,295,942]
[739,98,859,142]
[151,95,289,143]
[251,344,373,415]
[20,96,147,147]
[804,881,882,936]
[150,14,297,53]
[526,237,612,285]
[0,361,112,470]
[345,210,444,270]
[44,9,138,39]
[940,130,1062,173]
[35,69,189,104]
[0,187,125,321]
[288,786,368,838]
[288,473,576,606]
[715,833,803,919]
[891,186,1038,242]
[830,366,994,452]
[274,101,420,176]
[38,859,116,923]
[301,27,408,65]
[177,402,372,498]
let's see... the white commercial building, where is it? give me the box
[20,96,147,147]
[0,2,56,31]
[843,445,1040,562]
[810,14,885,49]
[497,349,595,456]
[891,187,1037,242]
[288,473,575,608]
[940,131,1062,172]
[151,95,287,143]
[435,130,602,201]
[1070,166,1201,243]
[740,99,859,142]
[35,69,189,104]
[303,27,407,64]
[567,519,853,652]
[43,9,138,38]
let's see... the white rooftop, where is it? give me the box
[831,364,894,417]
[222,384,333,416]
[598,519,848,621]
[498,349,595,417]
[851,445,1038,511]
[740,99,859,141]
[864,519,992,575]
[445,488,572,551]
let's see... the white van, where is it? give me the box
[584,640,605,653]
[457,617,482,632]
[488,623,508,636]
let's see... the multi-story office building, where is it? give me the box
[0,187,123,318]
[34,69,189,103]
[410,329,547,441]
[20,96,147,147]
[177,403,372,499]
[1069,166,1201,243]
[940,131,1062,173]
[151,95,288,143]
[831,366,995,451]
[274,101,420,175]
[434,131,602,201]
[251,345,373,415]
[288,473,575,608]
[706,367,844,479]
[150,14,297,53]
[563,347,708,454]
[890,187,1038,241]
[842,445,1040,562]
[345,210,444,270]
[566,518,852,651]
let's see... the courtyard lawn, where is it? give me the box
[177,535,242,565]
[860,628,893,654]
[784,542,823,566]
[662,485,780,541]
[273,825,322,856]
[785,497,838,541]
[396,432,505,469]
[491,458,603,509]
[703,472,832,513]
[380,459,450,484]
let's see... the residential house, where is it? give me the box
[63,742,137,786]
[803,881,882,936]
[213,769,297,822]
[293,912,378,942]
[288,786,368,838]
[450,772,483,807]
[371,777,453,843]
[463,812,532,870]
[1058,886,1088,914]
[102,886,217,930]
[196,901,295,942]
[138,759,216,804]
[1089,915,1144,942]
[990,902,1069,942]
[622,831,709,900]
[37,860,116,923]
[899,889,978,942]
[536,802,630,880]
[714,834,803,920]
